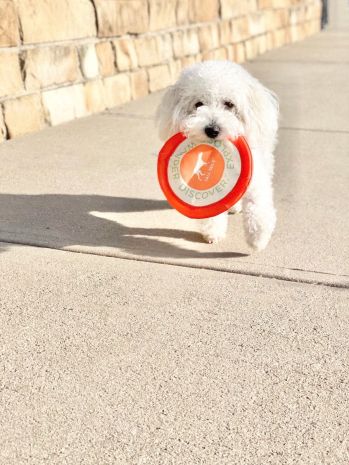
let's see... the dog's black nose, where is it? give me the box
[204,125,220,139]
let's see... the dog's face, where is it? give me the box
[179,85,245,142]
[157,61,278,150]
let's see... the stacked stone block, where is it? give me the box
[0,0,322,141]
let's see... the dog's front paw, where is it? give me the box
[244,206,276,251]
[199,214,228,244]
[246,231,271,251]
[202,230,226,244]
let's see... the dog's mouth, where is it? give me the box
[183,126,229,142]
[182,116,244,142]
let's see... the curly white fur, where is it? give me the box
[156,60,279,251]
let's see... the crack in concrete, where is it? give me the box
[102,111,154,120]
[0,240,348,290]
[280,126,349,134]
[254,60,349,65]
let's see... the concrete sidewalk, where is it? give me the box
[0,35,348,286]
[1,4,349,465]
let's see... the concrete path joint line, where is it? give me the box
[0,240,348,290]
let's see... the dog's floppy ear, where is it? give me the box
[156,84,180,141]
[244,79,279,151]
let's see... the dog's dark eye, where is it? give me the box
[224,101,235,110]
[195,101,204,109]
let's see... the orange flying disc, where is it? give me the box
[157,133,253,219]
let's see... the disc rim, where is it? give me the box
[157,132,253,219]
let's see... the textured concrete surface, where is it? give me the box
[1,243,349,465]
[254,31,349,63]
[328,0,349,31]
[246,59,349,133]
[1,3,349,465]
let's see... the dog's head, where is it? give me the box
[156,60,278,150]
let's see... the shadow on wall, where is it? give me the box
[0,194,246,259]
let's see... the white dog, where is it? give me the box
[156,60,278,250]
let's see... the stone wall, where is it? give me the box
[0,0,322,142]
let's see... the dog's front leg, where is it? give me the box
[242,156,276,251]
[198,212,228,244]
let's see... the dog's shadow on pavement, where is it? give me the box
[0,194,247,259]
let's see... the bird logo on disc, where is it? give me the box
[179,144,225,190]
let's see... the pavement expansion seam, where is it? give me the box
[279,127,349,134]
[1,240,348,290]
[255,59,349,64]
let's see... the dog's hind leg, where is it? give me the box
[242,158,276,251]
[199,212,228,244]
